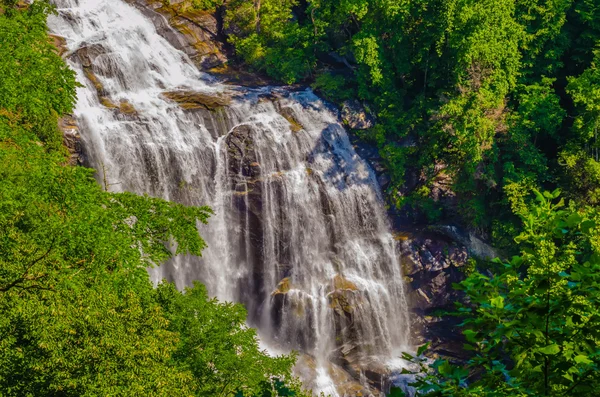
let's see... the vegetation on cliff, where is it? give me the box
[0,1,306,395]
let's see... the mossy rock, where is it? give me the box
[271,277,292,296]
[332,274,358,291]
[328,290,356,314]
[162,90,231,110]
[84,68,105,95]
[278,107,303,132]
[118,100,137,115]
[99,96,118,109]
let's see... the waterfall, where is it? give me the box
[48,0,412,394]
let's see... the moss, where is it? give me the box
[99,97,117,109]
[328,291,354,314]
[84,68,104,93]
[118,100,137,115]
[279,107,303,132]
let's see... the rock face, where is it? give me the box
[341,100,375,130]
[398,231,473,361]
[48,33,83,165]
[128,0,228,70]
[59,115,83,166]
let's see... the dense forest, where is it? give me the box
[1,0,600,396]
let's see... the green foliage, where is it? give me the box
[397,190,600,396]
[0,3,307,396]
[156,282,302,397]
[0,0,77,149]
[310,72,355,104]
[222,0,315,84]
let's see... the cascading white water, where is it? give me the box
[48,0,412,394]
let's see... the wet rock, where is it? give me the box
[328,274,361,316]
[225,124,258,177]
[59,115,82,166]
[271,277,292,295]
[49,34,68,57]
[98,97,138,116]
[341,100,375,130]
[431,225,498,260]
[294,354,377,397]
[278,106,303,132]
[332,274,359,291]
[99,96,118,109]
[71,43,107,68]
[331,345,393,393]
[83,68,107,97]
[118,100,138,115]
[162,90,232,110]
[130,0,228,70]
[170,10,228,69]
[329,289,361,316]
[399,231,472,362]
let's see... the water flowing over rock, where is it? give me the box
[48,1,412,394]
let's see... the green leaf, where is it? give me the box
[538,344,560,355]
[574,355,592,365]
[463,329,478,343]
[566,213,583,227]
[438,360,452,376]
[581,220,596,234]
[490,296,505,309]
[417,342,430,356]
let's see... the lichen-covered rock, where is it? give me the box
[271,277,292,295]
[341,100,375,130]
[327,274,362,316]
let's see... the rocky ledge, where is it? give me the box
[126,0,274,86]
